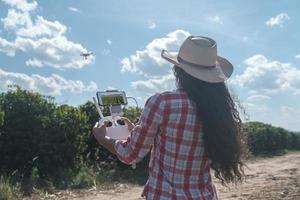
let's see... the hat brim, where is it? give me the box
[161,50,233,83]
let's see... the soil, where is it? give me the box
[25,151,300,200]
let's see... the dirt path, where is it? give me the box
[29,152,300,200]
[216,151,300,200]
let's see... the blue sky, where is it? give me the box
[0,0,300,131]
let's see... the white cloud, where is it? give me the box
[131,73,176,94]
[107,86,116,90]
[1,9,32,30]
[1,0,37,12]
[280,106,300,123]
[106,39,112,45]
[277,106,300,131]
[0,68,97,95]
[121,30,190,94]
[281,106,294,115]
[247,94,270,102]
[25,58,43,67]
[0,0,94,69]
[232,54,300,95]
[242,36,249,42]
[295,54,300,59]
[266,13,289,27]
[208,15,223,25]
[68,7,80,12]
[101,49,110,55]
[0,37,15,56]
[148,21,156,29]
[242,102,269,112]
[243,103,300,131]
[121,29,190,77]
[16,16,67,38]
[15,36,94,69]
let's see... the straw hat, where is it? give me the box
[161,35,233,83]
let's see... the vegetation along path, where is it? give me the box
[26,151,300,200]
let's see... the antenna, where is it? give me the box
[93,97,104,119]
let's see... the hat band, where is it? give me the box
[177,56,215,68]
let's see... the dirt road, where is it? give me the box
[31,152,300,200]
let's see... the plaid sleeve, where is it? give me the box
[114,93,163,165]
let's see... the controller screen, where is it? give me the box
[101,94,125,105]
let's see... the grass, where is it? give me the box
[0,176,23,200]
[2,164,135,199]
[3,150,298,199]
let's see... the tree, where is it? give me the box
[0,86,91,188]
[0,86,55,176]
[36,104,90,186]
[123,106,142,123]
[79,101,113,166]
[244,121,300,155]
[0,108,4,126]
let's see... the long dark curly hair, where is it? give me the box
[173,65,246,185]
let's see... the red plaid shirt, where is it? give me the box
[115,89,218,200]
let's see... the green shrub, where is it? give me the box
[79,101,114,166]
[36,104,90,187]
[0,86,147,193]
[1,86,298,197]
[244,122,300,155]
[70,166,96,189]
[0,86,55,180]
[0,109,4,126]
[0,87,90,190]
[0,176,22,200]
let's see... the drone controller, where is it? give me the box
[98,115,130,140]
[93,90,131,140]
[93,90,137,169]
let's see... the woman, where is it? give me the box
[93,35,245,199]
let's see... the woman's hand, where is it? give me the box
[92,121,117,155]
[92,121,108,142]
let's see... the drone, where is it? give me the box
[80,51,93,60]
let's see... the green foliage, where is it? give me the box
[123,106,142,123]
[0,86,55,181]
[244,121,300,155]
[70,166,96,189]
[0,176,22,200]
[1,86,299,198]
[0,86,146,194]
[78,101,115,166]
[36,104,90,187]
[0,86,91,191]
[78,102,144,167]
[0,109,4,126]
[79,102,148,181]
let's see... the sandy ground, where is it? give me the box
[27,151,300,200]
